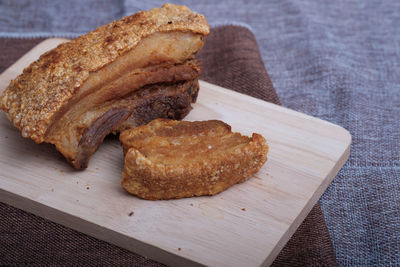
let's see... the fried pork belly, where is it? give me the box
[0,4,209,169]
[120,119,269,200]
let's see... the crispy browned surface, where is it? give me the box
[0,4,209,143]
[120,119,269,200]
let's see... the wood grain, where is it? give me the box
[0,39,351,267]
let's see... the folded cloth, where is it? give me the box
[0,26,337,266]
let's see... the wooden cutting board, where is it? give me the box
[0,39,351,266]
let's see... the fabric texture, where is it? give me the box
[1,0,400,265]
[0,26,336,266]
[0,0,124,38]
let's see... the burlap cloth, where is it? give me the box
[0,26,337,266]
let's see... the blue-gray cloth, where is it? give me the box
[0,0,399,265]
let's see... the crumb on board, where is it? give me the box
[128,211,134,216]
[190,203,194,206]
[96,168,99,170]
[51,188,54,192]
[86,186,90,190]
[242,208,246,211]
[178,248,182,251]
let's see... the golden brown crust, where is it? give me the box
[120,119,269,200]
[0,4,209,143]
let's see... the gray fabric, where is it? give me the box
[0,0,124,38]
[0,0,399,265]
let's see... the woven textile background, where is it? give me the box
[0,0,399,265]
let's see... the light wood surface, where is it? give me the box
[0,39,351,266]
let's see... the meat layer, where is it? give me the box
[61,79,199,169]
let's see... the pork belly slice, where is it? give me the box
[120,119,269,200]
[0,4,209,169]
